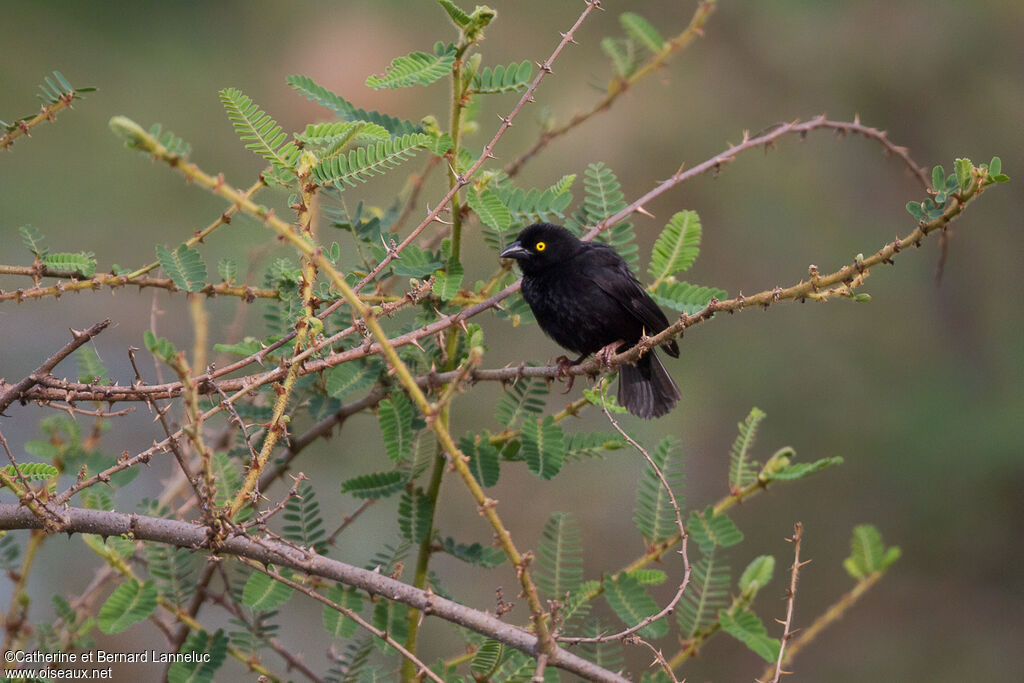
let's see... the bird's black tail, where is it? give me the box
[617,351,681,419]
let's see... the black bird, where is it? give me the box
[500,223,681,418]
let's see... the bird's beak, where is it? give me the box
[499,241,530,260]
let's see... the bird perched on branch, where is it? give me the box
[500,222,681,418]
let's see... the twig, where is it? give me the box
[0,318,111,414]
[558,394,690,645]
[0,503,627,683]
[769,522,807,683]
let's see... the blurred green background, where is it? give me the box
[2,1,1022,681]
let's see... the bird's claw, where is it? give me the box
[596,342,622,370]
[554,355,576,393]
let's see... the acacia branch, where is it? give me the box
[0,504,627,683]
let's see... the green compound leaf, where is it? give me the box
[432,261,464,301]
[470,638,505,677]
[441,537,506,567]
[167,629,228,683]
[494,376,546,427]
[468,187,512,234]
[241,569,293,611]
[535,512,583,597]
[366,42,457,90]
[398,488,434,543]
[601,37,636,79]
[1,463,59,485]
[576,162,637,266]
[97,579,158,634]
[436,0,471,27]
[389,245,445,278]
[620,12,667,54]
[648,210,702,287]
[739,554,775,597]
[719,609,780,662]
[729,407,766,491]
[341,471,407,499]
[323,585,363,638]
[217,258,237,283]
[460,433,500,487]
[378,392,416,463]
[954,157,973,193]
[219,88,300,173]
[157,243,207,292]
[633,436,685,544]
[18,224,48,258]
[521,415,565,480]
[844,524,901,579]
[603,571,668,639]
[286,74,422,137]
[43,252,97,278]
[628,569,667,585]
[470,60,533,94]
[325,360,382,400]
[677,547,730,638]
[283,481,327,555]
[688,506,744,553]
[648,281,727,314]
[762,455,843,482]
[311,133,431,190]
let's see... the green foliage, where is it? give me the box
[535,512,583,598]
[729,407,766,490]
[1,462,59,485]
[677,548,731,638]
[436,0,471,28]
[372,599,409,653]
[311,133,432,190]
[75,347,108,384]
[633,436,685,544]
[323,584,364,639]
[147,122,191,157]
[601,37,636,79]
[157,243,207,292]
[844,524,901,579]
[398,487,434,543]
[471,60,533,94]
[719,608,780,662]
[688,506,744,553]
[563,431,625,460]
[441,537,506,567]
[378,392,417,463]
[286,74,422,137]
[366,42,457,90]
[481,174,575,251]
[341,470,407,499]
[35,70,95,105]
[620,12,666,55]
[42,251,96,277]
[470,638,506,677]
[739,554,775,596]
[648,210,702,286]
[648,281,727,313]
[325,360,382,400]
[0,533,20,571]
[219,87,301,174]
[628,569,667,585]
[228,610,279,658]
[432,261,464,300]
[521,415,565,480]
[242,569,293,610]
[603,571,668,639]
[283,481,328,554]
[761,454,844,482]
[494,377,546,428]
[580,619,625,673]
[572,162,638,266]
[217,258,237,283]
[97,579,158,634]
[167,629,228,683]
[143,329,177,363]
[468,187,512,235]
[461,433,500,487]
[19,224,48,257]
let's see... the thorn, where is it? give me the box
[634,205,655,219]
[560,31,579,45]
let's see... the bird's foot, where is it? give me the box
[596,341,625,370]
[554,354,585,393]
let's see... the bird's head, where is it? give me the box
[499,223,581,275]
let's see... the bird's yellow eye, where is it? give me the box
[535,241,546,252]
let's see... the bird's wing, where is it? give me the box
[584,245,672,335]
